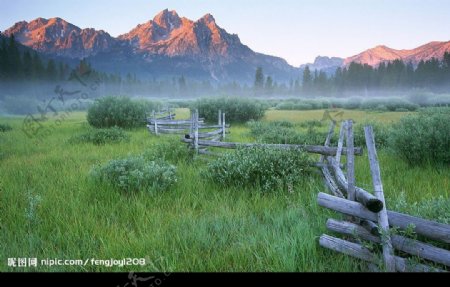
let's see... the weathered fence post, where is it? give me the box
[346,120,355,202]
[218,109,222,126]
[222,112,226,140]
[320,120,336,163]
[364,125,395,272]
[335,121,346,164]
[194,109,199,154]
[152,110,158,135]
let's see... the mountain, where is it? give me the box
[4,10,298,83]
[4,17,117,59]
[344,41,450,66]
[300,56,343,75]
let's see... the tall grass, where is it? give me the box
[0,109,448,272]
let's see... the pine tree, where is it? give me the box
[302,66,312,93]
[265,76,273,94]
[32,52,44,80]
[0,38,6,79]
[22,51,33,79]
[254,67,264,91]
[46,59,57,81]
[8,34,22,79]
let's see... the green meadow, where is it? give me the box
[0,109,448,271]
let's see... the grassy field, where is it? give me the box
[0,109,448,272]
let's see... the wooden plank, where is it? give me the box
[194,109,199,155]
[346,120,356,202]
[319,234,444,272]
[327,156,383,213]
[317,192,450,244]
[218,109,222,126]
[222,112,226,140]
[319,234,375,262]
[326,219,450,267]
[360,220,380,236]
[181,138,363,156]
[335,121,347,164]
[148,120,203,125]
[321,165,345,198]
[320,120,336,163]
[364,125,395,271]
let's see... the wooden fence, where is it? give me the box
[145,110,450,271]
[318,120,450,272]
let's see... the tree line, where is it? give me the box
[0,35,71,81]
[301,54,450,94]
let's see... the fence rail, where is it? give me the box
[317,120,450,272]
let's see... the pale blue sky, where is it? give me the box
[1,0,449,66]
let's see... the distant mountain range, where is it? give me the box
[343,41,450,66]
[3,9,297,83]
[3,9,450,82]
[300,56,344,75]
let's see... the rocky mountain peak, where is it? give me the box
[152,9,181,30]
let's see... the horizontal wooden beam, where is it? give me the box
[326,219,450,267]
[181,139,363,156]
[318,192,450,244]
[319,234,444,272]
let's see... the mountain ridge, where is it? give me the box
[4,10,297,82]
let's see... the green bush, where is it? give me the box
[69,127,129,145]
[204,147,312,192]
[389,108,450,165]
[343,98,362,110]
[248,120,327,145]
[87,96,147,128]
[143,138,192,164]
[0,123,13,132]
[393,192,450,224]
[194,97,267,123]
[134,99,163,114]
[299,120,325,129]
[385,98,419,111]
[353,120,391,149]
[90,156,177,193]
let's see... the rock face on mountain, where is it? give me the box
[4,17,117,59]
[300,56,344,74]
[118,10,249,60]
[4,10,298,82]
[344,41,450,66]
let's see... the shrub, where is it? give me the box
[248,120,327,145]
[389,108,450,165]
[194,97,267,123]
[384,98,418,112]
[90,156,177,193]
[134,99,163,114]
[275,102,313,110]
[0,123,13,132]
[393,192,450,224]
[299,120,325,129]
[87,96,147,128]
[353,120,391,149]
[69,127,129,145]
[143,138,192,164]
[204,147,312,192]
[343,97,362,110]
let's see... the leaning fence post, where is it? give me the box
[346,120,355,202]
[365,125,396,272]
[152,110,158,135]
[194,109,199,154]
[320,120,336,163]
[222,112,226,140]
[335,121,346,164]
[218,109,222,126]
